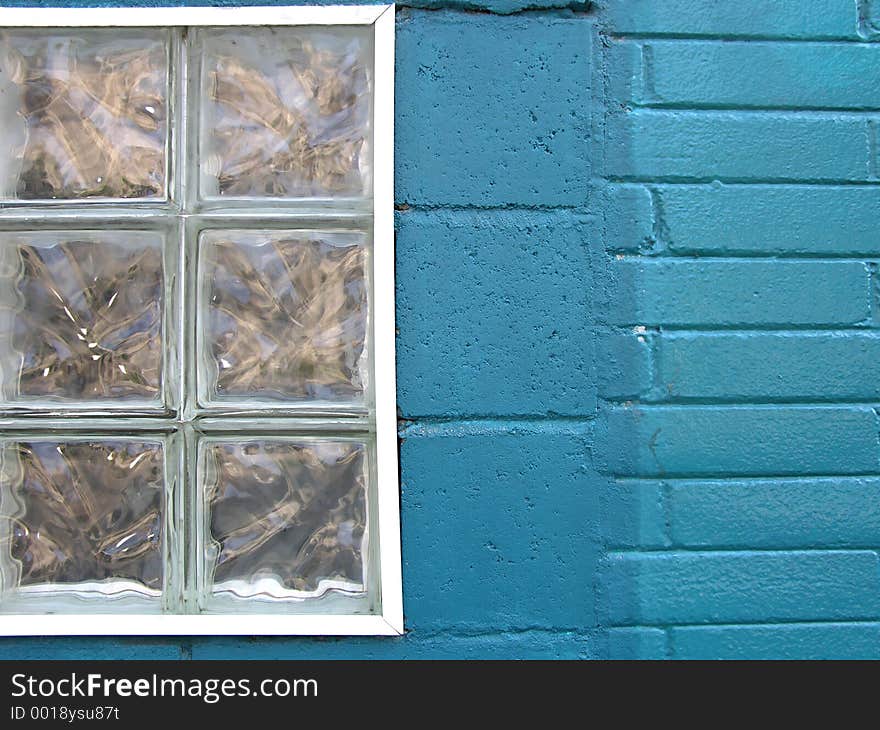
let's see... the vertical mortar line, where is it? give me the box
[660,480,674,548]
[867,119,879,181]
[640,43,657,105]
[663,626,673,659]
[858,0,880,39]
[872,407,880,476]
[867,261,880,327]
[647,186,668,254]
[643,326,662,402]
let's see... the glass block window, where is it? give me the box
[0,5,401,636]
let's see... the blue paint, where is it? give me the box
[396,209,595,417]
[396,11,592,207]
[601,0,880,660]
[3,0,879,661]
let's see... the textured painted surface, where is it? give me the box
[3,0,879,660]
[600,0,880,660]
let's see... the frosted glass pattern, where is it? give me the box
[0,438,166,611]
[0,30,169,201]
[196,26,372,200]
[200,439,367,604]
[197,229,368,409]
[0,16,388,625]
[0,230,166,409]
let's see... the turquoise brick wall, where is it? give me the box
[2,0,878,660]
[601,0,880,659]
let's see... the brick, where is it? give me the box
[659,185,880,256]
[0,639,182,660]
[189,631,594,660]
[669,478,880,549]
[598,332,651,400]
[602,551,880,625]
[602,480,666,548]
[396,210,595,418]
[604,406,880,477]
[409,0,592,12]
[400,426,599,631]
[672,623,880,660]
[657,333,880,402]
[396,11,591,206]
[606,627,667,659]
[609,111,871,182]
[610,260,871,327]
[604,0,860,40]
[633,41,880,110]
[603,185,655,252]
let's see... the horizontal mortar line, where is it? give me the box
[404,627,589,639]
[604,401,880,410]
[603,325,880,333]
[614,36,880,48]
[398,3,595,17]
[625,251,880,260]
[664,620,880,629]
[608,617,880,629]
[606,546,880,555]
[613,474,880,485]
[632,103,880,114]
[603,326,880,335]
[609,180,880,189]
[608,471,880,481]
[617,106,880,118]
[400,417,596,430]
[592,331,880,343]
[400,414,597,424]
[604,398,880,408]
[612,254,880,263]
[393,203,594,213]
[400,421,595,437]
[606,32,873,43]
[607,176,880,186]
[613,473,880,484]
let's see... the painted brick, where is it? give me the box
[603,185,655,252]
[671,623,880,660]
[598,332,651,400]
[605,406,880,477]
[409,0,592,12]
[629,42,880,110]
[603,551,880,625]
[396,11,591,206]
[668,478,880,549]
[606,627,667,659]
[609,111,872,182]
[0,0,591,9]
[602,480,666,548]
[659,185,880,256]
[610,260,871,327]
[399,426,599,631]
[0,639,183,660]
[864,1,880,40]
[189,631,594,660]
[396,210,595,418]
[604,0,860,40]
[657,333,880,402]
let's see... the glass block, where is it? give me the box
[0,229,174,413]
[194,26,372,201]
[196,228,369,411]
[197,437,371,611]
[0,435,177,613]
[0,29,170,202]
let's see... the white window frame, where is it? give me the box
[0,4,402,637]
